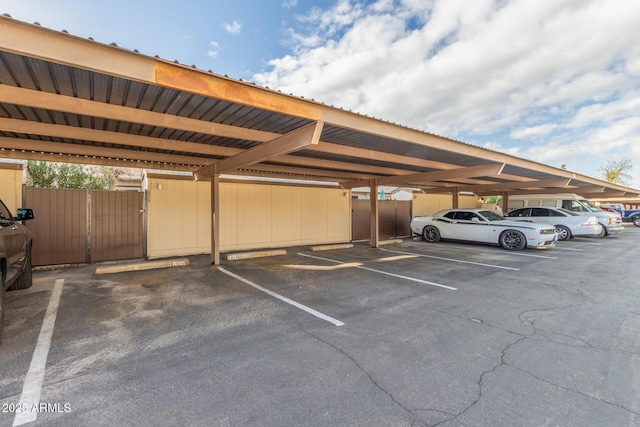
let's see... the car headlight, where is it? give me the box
[539,229,556,235]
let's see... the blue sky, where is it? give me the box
[3,0,640,189]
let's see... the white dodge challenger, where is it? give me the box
[410,208,558,251]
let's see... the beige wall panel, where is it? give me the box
[0,168,22,212]
[459,194,480,209]
[236,184,273,245]
[301,188,328,241]
[147,178,351,257]
[413,193,480,216]
[300,188,350,244]
[271,186,302,243]
[412,194,450,216]
[147,178,210,258]
[220,183,238,247]
[196,182,212,248]
[327,190,351,239]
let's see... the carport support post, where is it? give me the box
[502,192,509,214]
[211,173,221,265]
[369,179,379,248]
[452,187,459,209]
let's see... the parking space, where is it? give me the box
[1,228,639,426]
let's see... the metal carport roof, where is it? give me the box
[1,15,638,263]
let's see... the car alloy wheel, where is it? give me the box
[554,225,571,241]
[499,230,526,250]
[422,225,441,243]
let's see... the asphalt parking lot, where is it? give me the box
[1,228,639,426]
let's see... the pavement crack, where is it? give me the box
[433,335,529,426]
[508,364,640,417]
[295,321,427,427]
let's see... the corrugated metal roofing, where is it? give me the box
[0,14,638,197]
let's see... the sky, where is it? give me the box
[3,0,640,189]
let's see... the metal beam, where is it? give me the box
[0,137,212,167]
[0,117,242,157]
[0,84,278,143]
[213,121,323,175]
[0,148,195,171]
[194,122,324,179]
[579,191,627,198]
[425,178,573,194]
[340,164,505,189]
[0,16,155,83]
[369,179,379,248]
[211,174,220,265]
[228,164,377,181]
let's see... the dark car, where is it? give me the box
[0,198,34,342]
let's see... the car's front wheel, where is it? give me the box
[633,216,640,227]
[596,223,607,238]
[499,230,526,250]
[9,245,32,291]
[554,225,571,241]
[422,225,441,243]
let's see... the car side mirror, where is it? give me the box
[16,208,35,221]
[471,217,480,222]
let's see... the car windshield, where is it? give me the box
[0,200,13,224]
[579,199,603,212]
[479,210,505,221]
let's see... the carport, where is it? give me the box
[1,15,639,265]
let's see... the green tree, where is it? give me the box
[27,161,114,190]
[26,161,57,187]
[600,158,633,186]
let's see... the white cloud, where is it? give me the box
[207,41,220,58]
[254,0,640,188]
[282,0,298,9]
[510,124,557,140]
[223,20,242,35]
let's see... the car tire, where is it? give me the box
[596,223,607,238]
[499,230,526,250]
[554,225,571,241]
[633,216,640,227]
[422,225,441,243]
[9,245,33,291]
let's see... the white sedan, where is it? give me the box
[410,208,558,250]
[504,207,601,241]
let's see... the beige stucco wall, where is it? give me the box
[0,165,23,213]
[146,178,351,258]
[413,193,480,216]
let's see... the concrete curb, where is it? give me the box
[95,258,190,274]
[379,239,403,246]
[309,243,354,252]
[225,249,287,261]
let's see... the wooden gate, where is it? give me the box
[90,191,144,262]
[351,199,412,241]
[24,188,144,266]
[25,187,88,266]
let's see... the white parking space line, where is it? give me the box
[406,241,557,259]
[219,267,345,327]
[13,279,65,427]
[551,246,584,252]
[298,253,457,291]
[380,247,521,271]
